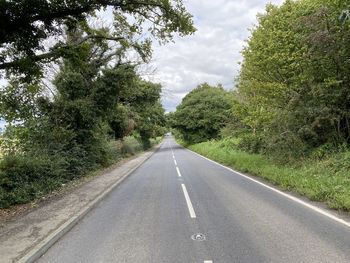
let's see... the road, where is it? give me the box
[37,137,350,263]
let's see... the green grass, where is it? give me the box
[189,139,350,211]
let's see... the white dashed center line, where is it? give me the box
[181,184,196,218]
[176,166,182,177]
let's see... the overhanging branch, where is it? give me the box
[0,34,127,70]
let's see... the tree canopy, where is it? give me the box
[173,83,232,144]
[0,0,195,80]
[227,0,350,157]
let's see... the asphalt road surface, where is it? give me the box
[37,137,350,263]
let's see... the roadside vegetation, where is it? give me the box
[173,1,350,211]
[0,1,195,208]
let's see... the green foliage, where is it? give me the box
[121,136,145,156]
[165,112,176,129]
[0,0,195,81]
[130,80,166,149]
[0,133,123,208]
[173,83,233,144]
[0,80,42,122]
[225,0,350,158]
[108,104,134,140]
[0,154,67,208]
[0,25,167,208]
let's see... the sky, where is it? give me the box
[147,0,284,112]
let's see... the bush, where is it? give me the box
[237,133,265,154]
[0,137,123,208]
[0,154,66,208]
[121,136,144,155]
[264,131,309,163]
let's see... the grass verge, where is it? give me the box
[189,139,350,211]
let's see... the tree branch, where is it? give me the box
[0,34,127,70]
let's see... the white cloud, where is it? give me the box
[144,0,285,112]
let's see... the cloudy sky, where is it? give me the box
[146,0,284,112]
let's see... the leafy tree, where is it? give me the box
[129,79,165,148]
[0,26,167,207]
[232,0,311,154]
[0,0,195,80]
[233,0,350,157]
[174,83,232,144]
[298,1,350,145]
[165,112,176,129]
[0,80,42,123]
[107,104,135,140]
[0,25,166,167]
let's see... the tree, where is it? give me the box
[0,0,195,80]
[173,83,232,144]
[0,1,180,208]
[233,0,350,157]
[165,112,176,129]
[0,26,164,162]
[129,79,165,148]
[299,2,350,145]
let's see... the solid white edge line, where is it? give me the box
[181,184,196,218]
[176,166,182,177]
[186,148,350,229]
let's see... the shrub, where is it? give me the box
[0,154,66,208]
[121,136,144,155]
[237,133,265,154]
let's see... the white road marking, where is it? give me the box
[176,166,182,177]
[170,143,174,156]
[187,148,350,229]
[204,261,213,263]
[181,184,196,218]
[174,159,178,166]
